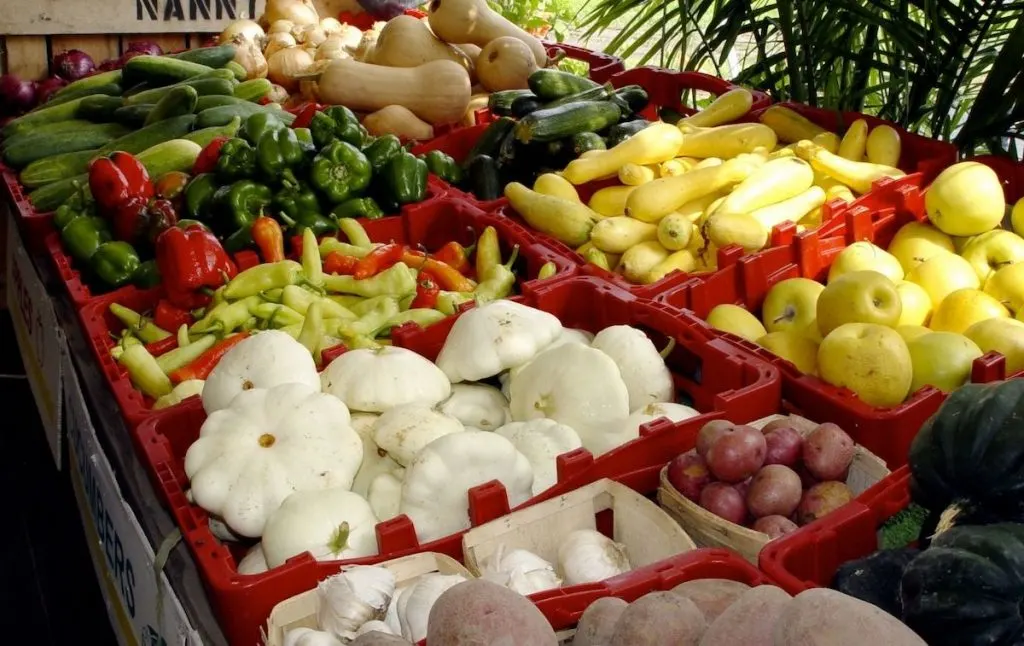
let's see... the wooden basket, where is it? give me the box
[262,552,472,646]
[462,478,697,580]
[657,414,890,564]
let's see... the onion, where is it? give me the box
[302,25,328,48]
[320,17,343,35]
[315,35,350,62]
[96,58,121,72]
[53,49,95,81]
[0,75,37,115]
[35,76,67,104]
[266,83,290,104]
[264,0,319,28]
[268,19,294,35]
[220,19,266,47]
[263,32,296,59]
[268,46,314,92]
[126,40,163,56]
[234,40,269,79]
[336,24,364,51]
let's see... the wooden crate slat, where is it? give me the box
[51,35,120,68]
[0,0,266,35]
[3,36,49,79]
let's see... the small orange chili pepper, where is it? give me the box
[431,241,474,274]
[323,251,358,275]
[251,216,285,263]
[353,243,405,280]
[169,332,250,383]
[400,250,476,292]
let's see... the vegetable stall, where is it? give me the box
[2,0,1023,645]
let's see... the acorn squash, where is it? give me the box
[901,523,1024,646]
[908,379,1024,539]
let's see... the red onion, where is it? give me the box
[120,50,146,65]
[96,58,122,73]
[125,41,163,57]
[35,76,67,104]
[53,49,95,81]
[0,75,37,115]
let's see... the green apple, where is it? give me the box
[818,323,913,407]
[907,331,983,393]
[761,278,825,336]
[816,270,902,337]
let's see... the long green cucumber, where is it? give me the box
[2,120,96,150]
[169,44,237,68]
[183,116,242,148]
[223,61,247,81]
[195,95,251,111]
[113,104,156,127]
[44,83,123,107]
[528,69,601,101]
[233,78,273,102]
[49,70,121,102]
[123,55,213,88]
[3,98,87,138]
[124,71,235,106]
[76,95,125,122]
[3,122,131,168]
[196,103,295,128]
[144,86,199,126]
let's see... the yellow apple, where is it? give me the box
[895,281,932,327]
[817,323,913,407]
[887,221,955,273]
[983,263,1024,314]
[906,253,981,307]
[952,235,975,253]
[964,317,1024,375]
[928,288,1009,335]
[925,161,1006,236]
[897,325,932,343]
[1013,198,1024,238]
[828,241,904,284]
[816,270,902,336]
[761,278,825,335]
[757,331,819,375]
[907,331,983,394]
[959,229,1024,283]
[706,304,767,342]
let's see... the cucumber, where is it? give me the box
[195,94,251,111]
[488,90,535,116]
[528,69,600,101]
[613,85,650,115]
[113,104,156,127]
[76,95,124,122]
[125,72,234,106]
[144,86,200,126]
[2,99,86,139]
[48,70,121,102]
[606,119,649,147]
[514,101,622,144]
[20,152,94,188]
[570,132,607,156]
[169,44,237,68]
[196,103,295,128]
[2,120,96,150]
[45,83,123,107]
[233,78,273,102]
[3,122,131,169]
[183,116,242,147]
[462,117,515,168]
[223,61,247,82]
[467,155,502,201]
[544,83,613,109]
[123,55,213,88]
[511,95,544,118]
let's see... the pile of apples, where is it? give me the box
[666,417,857,539]
[705,160,1024,407]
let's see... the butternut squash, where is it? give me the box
[455,43,482,67]
[428,0,547,66]
[363,105,435,140]
[476,37,538,91]
[370,15,472,73]
[314,58,472,125]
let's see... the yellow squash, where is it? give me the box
[625,156,762,223]
[657,213,693,250]
[837,119,869,161]
[590,217,659,254]
[678,88,755,128]
[675,123,778,159]
[617,240,670,283]
[504,182,596,246]
[712,156,815,217]
[618,163,658,186]
[562,122,684,185]
[799,142,905,193]
[533,173,580,202]
[866,125,902,167]
[647,249,699,283]
[588,185,637,217]
[759,105,827,143]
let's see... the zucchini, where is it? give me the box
[462,117,515,168]
[75,95,124,122]
[511,94,545,118]
[144,86,200,126]
[196,103,295,128]
[658,106,685,125]
[488,90,535,116]
[528,69,600,101]
[570,132,607,156]
[544,83,613,109]
[514,101,622,144]
[48,70,121,102]
[195,94,251,111]
[223,61,247,82]
[125,72,234,106]
[169,44,237,68]
[123,55,213,88]
[467,155,502,201]
[613,85,650,115]
[606,119,650,147]
[183,116,243,147]
[113,104,155,127]
[497,126,519,167]
[45,83,122,107]
[233,78,273,102]
[3,122,131,169]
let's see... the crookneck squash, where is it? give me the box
[900,523,1024,646]
[908,379,1024,540]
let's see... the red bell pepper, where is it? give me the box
[111,196,149,243]
[153,300,193,332]
[144,198,178,245]
[89,151,153,214]
[191,136,231,175]
[169,332,250,383]
[292,102,321,129]
[156,222,238,310]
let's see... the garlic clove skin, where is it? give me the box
[557,529,632,586]
[317,566,396,640]
[284,627,343,646]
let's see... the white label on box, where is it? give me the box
[6,216,63,467]
[0,0,266,34]
[64,349,202,646]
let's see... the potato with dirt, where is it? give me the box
[746,465,803,519]
[699,585,792,646]
[573,597,628,646]
[610,591,707,646]
[426,579,557,645]
[802,423,855,480]
[705,425,767,483]
[700,482,748,524]
[753,515,799,539]
[796,481,854,526]
[773,588,927,645]
[671,579,751,623]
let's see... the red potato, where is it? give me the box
[753,515,799,539]
[706,425,767,483]
[697,419,734,459]
[796,481,854,526]
[763,426,803,468]
[760,418,796,435]
[573,597,627,646]
[794,463,819,489]
[746,465,803,518]
[802,423,856,481]
[774,588,927,646]
[671,579,751,623]
[611,592,707,646]
[667,452,713,501]
[733,477,752,500]
[698,585,792,646]
[700,482,748,525]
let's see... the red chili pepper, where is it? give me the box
[145,335,178,357]
[292,102,320,129]
[431,240,474,274]
[169,332,250,383]
[156,222,238,310]
[410,274,440,308]
[251,216,285,263]
[400,250,476,291]
[191,136,231,175]
[111,196,149,243]
[154,300,193,331]
[353,243,405,279]
[323,251,359,275]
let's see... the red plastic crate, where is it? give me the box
[546,41,625,83]
[2,167,53,253]
[134,275,781,646]
[758,466,911,595]
[607,66,772,121]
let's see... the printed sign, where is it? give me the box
[0,0,265,34]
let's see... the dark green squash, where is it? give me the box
[900,523,1024,646]
[831,547,920,618]
[908,379,1024,540]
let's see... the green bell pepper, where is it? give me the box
[184,172,220,220]
[275,169,325,221]
[420,150,463,184]
[331,196,385,220]
[242,111,285,145]
[133,259,162,288]
[215,138,257,182]
[294,127,314,147]
[54,182,92,230]
[90,241,141,288]
[310,140,372,205]
[363,135,404,173]
[212,180,272,236]
[61,215,111,262]
[382,151,428,206]
[310,106,366,149]
[256,126,308,180]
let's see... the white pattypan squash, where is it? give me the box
[504,327,595,393]
[262,487,379,569]
[372,404,465,466]
[495,419,583,495]
[201,331,320,414]
[321,346,451,413]
[437,383,511,431]
[509,343,631,457]
[400,431,534,543]
[237,543,268,575]
[184,382,362,538]
[622,402,701,437]
[368,472,404,522]
[435,300,563,383]
[351,413,404,499]
[590,325,674,411]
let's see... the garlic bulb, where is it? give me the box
[264,0,319,27]
[353,31,378,62]
[557,529,631,585]
[267,46,314,92]
[315,35,350,62]
[320,17,343,35]
[221,19,265,47]
[283,628,343,646]
[264,32,297,59]
[398,573,468,642]
[234,39,268,79]
[236,543,268,575]
[354,620,395,637]
[337,24,364,51]
[317,565,397,640]
[481,545,562,596]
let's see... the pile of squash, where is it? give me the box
[220,0,559,140]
